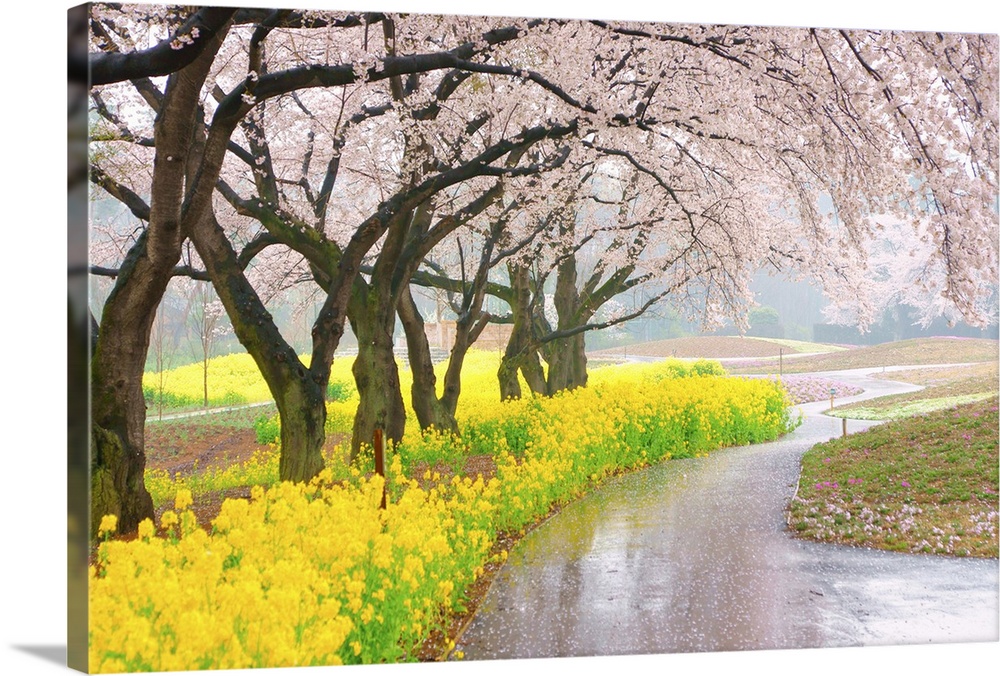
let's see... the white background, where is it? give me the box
[2,1,997,675]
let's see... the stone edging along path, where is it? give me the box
[453,366,999,659]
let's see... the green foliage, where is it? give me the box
[690,359,727,377]
[253,414,281,445]
[749,305,781,326]
[326,379,354,401]
[145,448,281,507]
[396,426,471,476]
[142,386,200,410]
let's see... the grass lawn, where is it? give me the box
[788,397,999,557]
[830,361,998,420]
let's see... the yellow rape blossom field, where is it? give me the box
[93,351,794,671]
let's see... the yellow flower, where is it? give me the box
[97,514,117,536]
[175,488,193,511]
[160,510,179,528]
[137,518,154,540]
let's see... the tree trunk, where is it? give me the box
[497,351,523,401]
[520,348,548,395]
[545,331,588,391]
[90,235,161,535]
[275,378,327,482]
[498,263,547,399]
[397,286,458,434]
[202,353,209,409]
[348,282,406,459]
[89,29,230,536]
[439,308,491,421]
[544,237,589,392]
[194,222,330,484]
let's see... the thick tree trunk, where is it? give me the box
[90,395,154,536]
[397,287,458,434]
[348,283,406,459]
[544,238,589,392]
[275,379,326,482]
[497,355,522,401]
[90,232,181,535]
[498,344,547,399]
[207,295,329,485]
[498,263,547,399]
[498,253,596,400]
[90,244,159,535]
[196,227,330,484]
[545,331,588,391]
[519,348,548,395]
[89,29,229,536]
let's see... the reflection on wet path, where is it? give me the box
[457,368,999,659]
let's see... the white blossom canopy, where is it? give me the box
[88,3,998,331]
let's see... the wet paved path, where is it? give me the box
[456,367,999,658]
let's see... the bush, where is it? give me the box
[327,379,355,401]
[253,414,281,445]
[690,359,727,377]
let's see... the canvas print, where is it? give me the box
[67,2,999,673]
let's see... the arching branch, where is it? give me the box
[82,7,237,85]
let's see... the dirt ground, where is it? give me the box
[146,424,264,477]
[143,421,265,533]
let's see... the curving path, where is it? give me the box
[456,367,999,659]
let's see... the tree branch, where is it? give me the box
[84,7,237,85]
[90,165,151,222]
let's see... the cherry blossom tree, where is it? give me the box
[823,214,999,331]
[86,4,997,533]
[406,151,700,400]
[488,151,730,397]
[197,15,584,458]
[88,7,593,528]
[403,21,998,401]
[86,5,374,529]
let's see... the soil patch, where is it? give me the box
[146,424,266,478]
